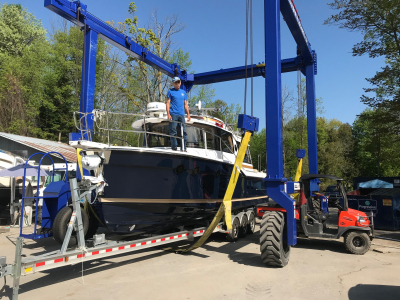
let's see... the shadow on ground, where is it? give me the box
[375,230,400,241]
[0,231,263,299]
[294,237,348,254]
[348,284,400,300]
[0,247,171,299]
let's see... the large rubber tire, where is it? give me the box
[344,231,371,255]
[53,206,89,247]
[247,212,256,234]
[239,214,248,238]
[226,217,240,242]
[260,211,290,267]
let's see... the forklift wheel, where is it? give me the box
[344,231,371,255]
[260,211,290,267]
[53,206,89,247]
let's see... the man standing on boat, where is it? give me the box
[166,77,191,151]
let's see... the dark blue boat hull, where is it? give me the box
[100,150,267,234]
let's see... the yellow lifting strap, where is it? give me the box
[76,148,84,178]
[293,156,303,202]
[164,131,252,253]
[294,157,303,182]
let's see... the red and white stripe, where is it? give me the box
[35,258,64,268]
[33,230,209,268]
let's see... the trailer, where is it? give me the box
[0,169,258,299]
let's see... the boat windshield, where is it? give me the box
[236,142,252,164]
[145,122,234,154]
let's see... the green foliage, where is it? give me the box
[249,128,266,171]
[0,4,46,56]
[353,108,400,177]
[189,85,215,108]
[325,0,400,133]
[168,48,192,71]
[0,3,48,136]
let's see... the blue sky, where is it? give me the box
[13,0,385,127]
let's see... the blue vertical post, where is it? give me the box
[265,0,283,177]
[263,0,296,246]
[80,29,98,140]
[306,61,318,175]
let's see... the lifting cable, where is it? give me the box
[163,0,255,253]
[244,0,254,117]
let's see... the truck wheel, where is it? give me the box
[247,212,256,234]
[344,231,371,255]
[226,217,240,242]
[239,214,248,238]
[260,211,290,267]
[53,206,89,247]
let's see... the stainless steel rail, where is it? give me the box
[73,110,237,157]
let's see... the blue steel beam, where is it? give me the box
[193,57,303,85]
[280,0,313,63]
[263,0,297,246]
[44,0,179,78]
[306,57,318,174]
[80,29,97,140]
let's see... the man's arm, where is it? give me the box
[166,99,172,120]
[184,100,191,121]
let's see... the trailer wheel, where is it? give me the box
[226,217,240,242]
[239,214,248,238]
[260,211,290,267]
[344,231,371,255]
[247,212,256,234]
[53,206,89,247]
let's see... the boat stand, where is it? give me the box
[0,178,224,300]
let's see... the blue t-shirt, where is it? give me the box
[167,88,188,116]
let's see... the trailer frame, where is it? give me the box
[0,178,227,299]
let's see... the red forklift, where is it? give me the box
[258,174,374,256]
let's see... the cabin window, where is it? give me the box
[145,122,206,149]
[200,125,220,151]
[145,123,171,147]
[236,142,252,164]
[187,127,205,148]
[219,129,234,154]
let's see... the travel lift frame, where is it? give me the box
[0,0,318,298]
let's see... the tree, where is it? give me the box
[0,4,49,136]
[325,0,400,133]
[0,4,46,56]
[352,108,400,177]
[107,2,187,110]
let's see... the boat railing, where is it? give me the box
[73,111,237,157]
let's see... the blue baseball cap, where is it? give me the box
[172,77,181,82]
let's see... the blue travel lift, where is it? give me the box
[0,1,319,298]
[44,0,318,248]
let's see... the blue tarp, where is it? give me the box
[359,179,393,189]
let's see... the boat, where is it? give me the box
[70,102,267,235]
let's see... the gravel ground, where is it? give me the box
[0,226,399,300]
